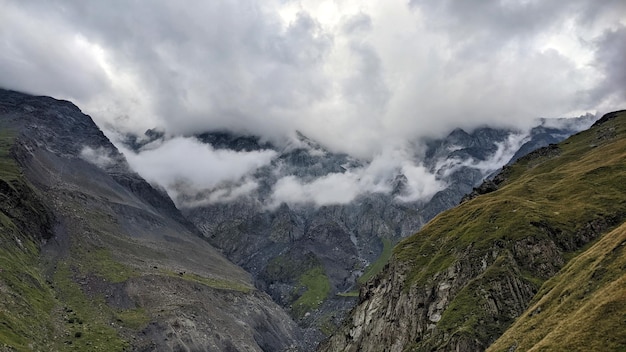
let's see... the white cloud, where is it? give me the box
[396,163,447,203]
[80,146,115,168]
[1,0,623,161]
[119,137,276,204]
[269,173,363,208]
[433,131,531,179]
[267,145,446,207]
[1,0,624,205]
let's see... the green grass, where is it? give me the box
[0,128,143,351]
[358,237,393,284]
[0,129,20,181]
[488,221,626,351]
[392,111,626,346]
[291,266,331,318]
[0,214,57,351]
[114,308,150,330]
[336,291,359,297]
[0,128,59,350]
[76,248,137,284]
[53,261,129,351]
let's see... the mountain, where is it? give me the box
[0,89,303,351]
[1,87,605,351]
[160,114,595,342]
[319,110,626,351]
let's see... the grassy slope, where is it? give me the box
[0,129,134,350]
[488,221,626,351]
[394,111,626,345]
[0,129,59,350]
[292,266,331,318]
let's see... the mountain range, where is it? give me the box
[320,110,626,351]
[1,87,623,351]
[122,111,595,342]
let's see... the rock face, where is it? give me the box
[177,116,594,341]
[319,110,626,351]
[0,89,303,351]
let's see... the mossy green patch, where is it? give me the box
[263,251,319,283]
[291,266,331,318]
[358,237,393,284]
[114,308,150,330]
[0,129,20,181]
[53,261,129,350]
[0,128,58,350]
[0,216,57,350]
[76,248,137,284]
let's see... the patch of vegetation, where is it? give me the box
[53,261,129,350]
[77,248,137,283]
[114,308,150,330]
[262,251,319,283]
[336,291,359,297]
[0,129,20,181]
[291,266,331,318]
[358,237,393,284]
[0,214,57,350]
[488,222,626,351]
[319,312,339,336]
[0,128,59,350]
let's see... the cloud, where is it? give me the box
[267,145,446,207]
[270,173,363,208]
[1,0,625,204]
[396,163,447,203]
[181,179,261,208]
[119,137,276,204]
[432,130,535,182]
[589,24,626,110]
[0,3,109,100]
[1,0,624,161]
[80,146,115,168]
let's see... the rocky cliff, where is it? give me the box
[319,110,626,351]
[0,89,303,351]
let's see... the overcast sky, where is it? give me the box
[2,0,625,158]
[2,1,626,207]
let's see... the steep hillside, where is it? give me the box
[488,220,626,351]
[0,89,302,351]
[320,110,626,351]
